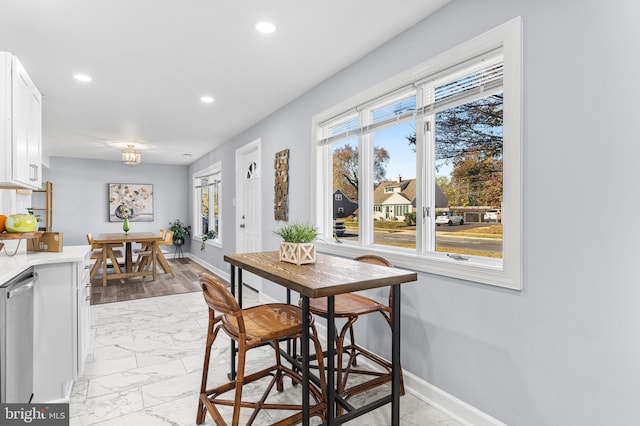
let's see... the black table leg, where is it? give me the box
[228,265,236,381]
[301,296,310,426]
[238,268,243,309]
[287,289,292,356]
[391,284,401,424]
[327,295,336,425]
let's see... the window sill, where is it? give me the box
[315,241,521,291]
[195,237,222,249]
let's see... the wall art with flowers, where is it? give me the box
[108,183,154,222]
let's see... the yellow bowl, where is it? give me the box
[5,214,38,232]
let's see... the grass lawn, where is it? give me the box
[346,223,503,259]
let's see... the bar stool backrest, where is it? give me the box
[352,254,392,267]
[352,254,394,310]
[200,273,245,334]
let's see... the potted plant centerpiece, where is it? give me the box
[274,222,318,266]
[169,219,191,246]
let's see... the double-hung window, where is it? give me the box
[313,18,522,289]
[193,161,222,247]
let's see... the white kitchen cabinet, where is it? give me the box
[33,252,91,403]
[76,254,91,377]
[0,51,42,189]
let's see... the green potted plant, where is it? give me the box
[169,219,191,246]
[273,222,319,265]
[200,230,216,251]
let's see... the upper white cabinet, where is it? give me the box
[0,51,42,189]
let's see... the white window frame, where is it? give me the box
[193,161,222,249]
[311,18,522,290]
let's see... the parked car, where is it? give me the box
[333,220,346,236]
[484,209,501,223]
[435,212,464,226]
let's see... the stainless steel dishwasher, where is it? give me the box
[0,267,36,403]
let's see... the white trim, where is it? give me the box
[184,252,229,283]
[193,237,223,250]
[235,137,262,254]
[192,160,222,245]
[312,17,522,290]
[235,138,263,292]
[403,371,508,426]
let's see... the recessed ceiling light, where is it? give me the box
[200,96,214,104]
[73,74,92,82]
[254,21,276,34]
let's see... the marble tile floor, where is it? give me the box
[70,288,461,425]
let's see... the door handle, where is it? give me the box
[8,280,34,299]
[29,164,38,181]
[239,224,245,228]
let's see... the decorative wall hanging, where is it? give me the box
[274,149,289,221]
[108,183,154,222]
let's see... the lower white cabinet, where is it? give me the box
[76,255,91,378]
[33,253,91,402]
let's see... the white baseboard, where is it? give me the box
[257,290,506,426]
[402,371,507,426]
[184,253,230,283]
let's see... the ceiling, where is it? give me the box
[0,0,449,165]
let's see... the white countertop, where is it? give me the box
[0,245,91,283]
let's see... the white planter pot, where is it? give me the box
[279,242,316,266]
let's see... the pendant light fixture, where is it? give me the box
[122,145,141,165]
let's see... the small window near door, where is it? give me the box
[246,161,258,180]
[194,162,222,245]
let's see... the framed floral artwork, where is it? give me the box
[108,183,154,222]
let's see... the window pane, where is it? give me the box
[434,92,503,258]
[211,181,219,236]
[434,62,503,105]
[330,117,359,135]
[373,97,416,123]
[200,187,209,234]
[332,138,359,242]
[372,118,416,249]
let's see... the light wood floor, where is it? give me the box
[90,257,220,305]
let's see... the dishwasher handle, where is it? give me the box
[7,273,37,299]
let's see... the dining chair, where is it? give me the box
[196,273,327,426]
[86,233,123,282]
[307,254,405,401]
[134,229,175,277]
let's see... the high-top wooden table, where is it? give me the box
[224,251,417,426]
[94,232,163,286]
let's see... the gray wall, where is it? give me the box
[44,157,189,246]
[188,1,640,424]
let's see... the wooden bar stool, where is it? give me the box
[196,273,327,426]
[307,255,405,401]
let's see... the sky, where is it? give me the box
[333,118,456,185]
[374,121,417,181]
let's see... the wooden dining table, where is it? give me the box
[94,232,163,286]
[224,251,418,426]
